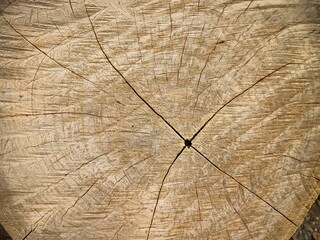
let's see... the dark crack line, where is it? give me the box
[177,30,189,84]
[168,0,173,37]
[191,146,298,227]
[222,176,254,239]
[111,224,124,240]
[146,146,186,240]
[61,178,99,221]
[0,112,112,119]
[196,36,221,91]
[22,227,35,240]
[190,63,291,141]
[235,0,254,22]
[69,0,75,17]
[0,0,16,15]
[2,16,108,95]
[313,176,320,182]
[17,152,109,213]
[194,182,203,234]
[3,11,184,141]
[84,5,185,141]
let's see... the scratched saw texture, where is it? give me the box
[0,0,319,239]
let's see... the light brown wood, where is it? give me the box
[0,0,319,239]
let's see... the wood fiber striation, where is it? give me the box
[0,0,319,239]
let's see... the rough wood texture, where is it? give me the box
[0,0,319,239]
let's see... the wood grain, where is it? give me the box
[0,0,319,239]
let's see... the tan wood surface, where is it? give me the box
[0,0,319,239]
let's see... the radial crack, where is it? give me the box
[2,16,109,95]
[222,177,253,239]
[69,0,75,17]
[0,112,111,119]
[61,178,99,221]
[196,36,221,91]
[84,5,184,141]
[235,0,254,22]
[22,227,35,240]
[191,146,298,227]
[168,0,173,37]
[194,182,203,235]
[146,146,186,240]
[191,63,291,141]
[177,31,189,84]
[0,0,16,14]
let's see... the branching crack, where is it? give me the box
[192,146,298,227]
[3,8,185,141]
[191,63,291,141]
[146,146,186,240]
[2,16,109,95]
[84,5,184,141]
[2,2,314,238]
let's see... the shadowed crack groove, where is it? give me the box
[191,63,291,141]
[84,5,185,141]
[313,177,320,182]
[191,146,298,227]
[185,139,192,148]
[146,146,186,240]
[22,227,35,240]
[22,209,53,239]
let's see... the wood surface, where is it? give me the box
[0,0,319,239]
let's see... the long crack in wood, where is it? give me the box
[22,227,35,240]
[222,176,254,239]
[61,178,100,221]
[191,63,291,141]
[191,146,298,227]
[84,5,185,141]
[146,146,186,240]
[1,16,109,95]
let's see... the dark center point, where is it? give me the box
[185,139,192,148]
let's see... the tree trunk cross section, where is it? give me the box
[0,0,319,239]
